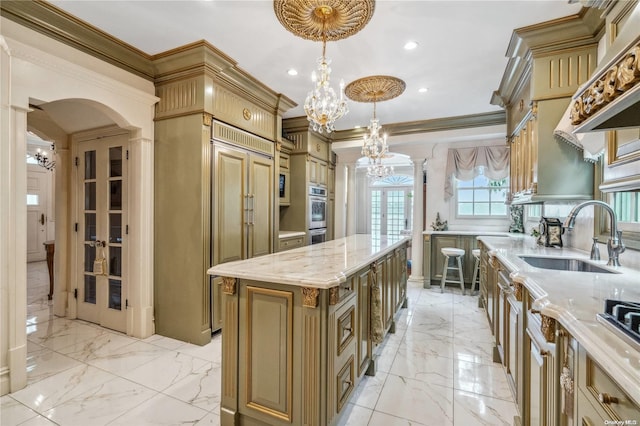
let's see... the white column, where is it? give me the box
[334,163,346,239]
[127,132,155,338]
[409,158,425,284]
[345,163,357,236]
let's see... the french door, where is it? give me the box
[370,187,413,237]
[76,136,127,332]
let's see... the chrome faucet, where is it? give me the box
[562,200,625,267]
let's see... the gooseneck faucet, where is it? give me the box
[562,200,625,267]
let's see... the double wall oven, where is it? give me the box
[309,185,327,244]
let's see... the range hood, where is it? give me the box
[571,5,640,133]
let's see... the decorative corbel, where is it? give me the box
[222,277,236,295]
[301,287,319,308]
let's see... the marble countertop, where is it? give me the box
[208,234,409,289]
[278,230,306,239]
[478,235,640,405]
[423,230,513,236]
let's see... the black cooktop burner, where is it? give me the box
[596,299,640,349]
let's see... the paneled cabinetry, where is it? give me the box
[479,242,640,426]
[492,11,601,204]
[423,233,480,289]
[213,239,409,426]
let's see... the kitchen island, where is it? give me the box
[207,234,409,426]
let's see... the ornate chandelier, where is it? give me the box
[273,0,375,133]
[303,14,348,134]
[34,144,56,171]
[345,75,405,179]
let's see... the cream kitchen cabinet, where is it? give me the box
[277,234,305,251]
[212,142,273,265]
[423,233,479,289]
[576,344,640,424]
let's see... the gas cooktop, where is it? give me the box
[597,299,640,351]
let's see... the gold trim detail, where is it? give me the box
[222,277,236,295]
[540,314,556,343]
[273,0,375,42]
[345,75,406,103]
[514,282,523,302]
[242,108,252,120]
[329,287,340,305]
[571,42,640,125]
[301,287,320,308]
[203,113,212,126]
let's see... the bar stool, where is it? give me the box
[470,249,481,296]
[440,248,465,294]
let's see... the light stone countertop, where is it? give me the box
[478,234,640,406]
[278,230,306,239]
[208,234,409,289]
[423,230,513,237]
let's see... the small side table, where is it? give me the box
[43,240,55,300]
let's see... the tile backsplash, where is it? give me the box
[524,203,640,270]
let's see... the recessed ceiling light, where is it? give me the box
[404,41,418,50]
[418,87,428,93]
[287,68,298,76]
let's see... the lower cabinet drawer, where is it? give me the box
[336,305,355,356]
[278,236,304,251]
[336,355,355,413]
[578,345,640,421]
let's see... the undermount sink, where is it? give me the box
[518,256,620,274]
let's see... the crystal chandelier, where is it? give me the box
[361,100,388,164]
[345,75,406,180]
[34,144,56,171]
[303,6,348,133]
[367,162,394,180]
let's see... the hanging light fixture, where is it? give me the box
[34,143,56,171]
[273,0,375,132]
[345,75,405,179]
[303,6,348,133]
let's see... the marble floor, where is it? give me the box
[2,261,518,425]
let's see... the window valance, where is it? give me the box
[444,146,510,200]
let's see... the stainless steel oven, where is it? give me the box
[309,186,327,229]
[309,227,326,245]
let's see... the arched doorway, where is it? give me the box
[1,30,158,394]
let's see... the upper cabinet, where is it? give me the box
[491,8,604,204]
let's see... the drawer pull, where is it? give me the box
[598,393,619,405]
[342,326,352,333]
[343,380,352,386]
[531,309,541,314]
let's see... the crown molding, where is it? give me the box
[0,0,155,80]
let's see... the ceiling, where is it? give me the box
[47,0,583,134]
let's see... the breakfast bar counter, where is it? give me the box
[207,234,409,426]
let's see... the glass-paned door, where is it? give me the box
[76,137,127,332]
[369,187,413,238]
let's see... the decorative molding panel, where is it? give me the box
[533,47,598,99]
[155,78,202,118]
[213,86,275,140]
[212,121,274,157]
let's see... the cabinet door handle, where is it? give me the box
[40,213,45,225]
[598,393,619,404]
[342,326,352,333]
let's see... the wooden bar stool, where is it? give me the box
[470,249,481,296]
[440,247,465,294]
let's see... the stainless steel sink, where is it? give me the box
[518,256,619,274]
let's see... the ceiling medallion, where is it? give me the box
[345,76,405,180]
[273,0,375,42]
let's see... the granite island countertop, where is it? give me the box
[478,234,640,406]
[423,230,513,237]
[208,234,409,289]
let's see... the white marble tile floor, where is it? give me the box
[1,261,518,425]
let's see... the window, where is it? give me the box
[455,171,508,217]
[612,191,640,231]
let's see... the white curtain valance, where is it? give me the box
[444,145,510,200]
